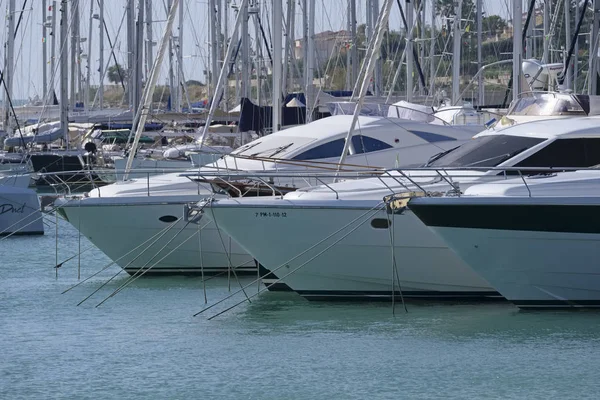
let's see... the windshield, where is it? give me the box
[427,135,545,168]
[508,93,586,116]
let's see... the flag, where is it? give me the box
[465,24,470,33]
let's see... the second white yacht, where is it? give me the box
[206,116,600,299]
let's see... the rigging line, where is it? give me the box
[62,216,189,294]
[385,204,407,314]
[94,220,207,308]
[96,0,126,91]
[395,0,427,94]
[559,0,590,84]
[194,200,387,317]
[207,203,386,320]
[54,245,94,269]
[198,217,207,304]
[90,1,128,108]
[209,201,252,303]
[76,215,185,306]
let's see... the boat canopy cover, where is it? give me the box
[4,127,64,147]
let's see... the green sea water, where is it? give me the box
[2,220,600,399]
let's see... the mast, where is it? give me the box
[372,0,381,96]
[98,0,104,109]
[429,0,435,95]
[209,0,218,99]
[198,0,250,144]
[134,0,144,112]
[305,0,315,121]
[3,0,15,133]
[241,0,249,99]
[476,0,483,105]
[406,0,413,101]
[337,0,394,169]
[253,2,262,105]
[273,0,282,131]
[419,0,426,95]
[350,0,357,87]
[451,0,462,104]
[60,0,69,146]
[127,0,134,108]
[70,0,80,110]
[220,0,226,111]
[574,0,579,90]
[512,0,522,101]
[145,0,153,78]
[85,0,94,111]
[168,0,175,111]
[124,0,180,179]
[564,0,572,90]
[543,0,549,63]
[283,0,293,96]
[42,0,48,104]
[176,0,183,111]
[50,1,57,105]
[590,1,600,95]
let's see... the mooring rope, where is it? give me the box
[194,201,386,317]
[205,203,386,320]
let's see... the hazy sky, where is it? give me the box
[2,0,512,100]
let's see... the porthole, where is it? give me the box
[159,215,178,223]
[371,218,391,229]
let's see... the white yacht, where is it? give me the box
[56,115,477,275]
[409,169,600,308]
[206,116,600,299]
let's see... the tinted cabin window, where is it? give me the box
[292,139,345,160]
[408,130,456,143]
[428,135,545,168]
[513,138,600,173]
[351,135,393,153]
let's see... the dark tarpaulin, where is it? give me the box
[238,97,309,134]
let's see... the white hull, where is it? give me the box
[430,226,600,308]
[208,200,495,299]
[0,185,43,236]
[58,198,254,275]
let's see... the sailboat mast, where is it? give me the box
[145,0,153,78]
[50,1,57,105]
[98,0,104,109]
[451,0,462,104]
[85,0,94,111]
[241,0,249,99]
[406,0,414,102]
[273,0,282,131]
[176,0,183,112]
[564,0,572,90]
[134,0,144,112]
[124,0,180,179]
[512,0,522,101]
[43,0,48,103]
[3,0,15,134]
[198,0,249,144]
[70,0,78,110]
[476,0,483,105]
[337,0,394,169]
[350,0,358,87]
[60,0,69,146]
